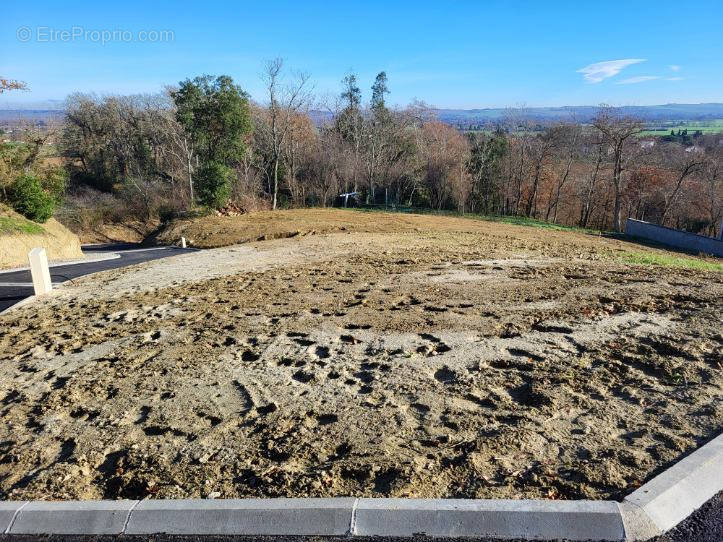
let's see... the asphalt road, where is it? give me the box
[0,243,197,313]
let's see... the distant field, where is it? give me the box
[639,119,723,136]
[462,119,723,137]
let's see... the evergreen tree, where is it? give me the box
[335,73,363,142]
[194,161,233,209]
[341,74,361,109]
[370,71,389,112]
[172,74,251,208]
[172,75,252,165]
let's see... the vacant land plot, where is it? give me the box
[150,208,601,249]
[1,210,721,502]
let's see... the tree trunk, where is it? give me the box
[187,155,194,206]
[526,162,542,217]
[613,182,622,232]
[612,148,623,232]
[272,158,279,210]
[580,150,601,228]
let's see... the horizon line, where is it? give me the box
[1,100,722,112]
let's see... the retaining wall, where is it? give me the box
[625,218,723,257]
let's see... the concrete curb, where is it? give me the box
[125,498,354,535]
[353,498,624,540]
[8,500,137,535]
[1,435,720,540]
[0,502,28,534]
[620,432,723,540]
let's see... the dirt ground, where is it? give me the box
[72,220,159,245]
[1,210,721,502]
[150,207,658,250]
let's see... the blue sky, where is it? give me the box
[1,0,722,109]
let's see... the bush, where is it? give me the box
[55,186,124,231]
[9,174,56,222]
[194,161,233,209]
[41,165,68,202]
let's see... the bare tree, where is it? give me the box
[700,151,723,237]
[544,124,580,222]
[418,121,469,210]
[505,135,529,216]
[578,132,605,228]
[262,58,312,210]
[160,90,196,206]
[592,107,643,231]
[524,131,556,217]
[282,112,316,206]
[658,143,705,224]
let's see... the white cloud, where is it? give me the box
[577,59,646,83]
[667,76,684,81]
[616,75,661,85]
[669,65,681,72]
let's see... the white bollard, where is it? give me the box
[180,237,187,248]
[28,247,52,296]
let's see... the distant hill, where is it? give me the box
[0,109,65,128]
[3,103,723,131]
[310,103,723,129]
[429,103,723,129]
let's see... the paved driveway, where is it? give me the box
[0,243,198,312]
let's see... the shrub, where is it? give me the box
[9,174,56,222]
[194,161,233,209]
[55,186,123,231]
[41,165,69,203]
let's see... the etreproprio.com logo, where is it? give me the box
[16,26,174,45]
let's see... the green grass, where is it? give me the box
[463,120,723,138]
[0,216,45,235]
[470,214,598,233]
[638,119,723,136]
[620,252,722,272]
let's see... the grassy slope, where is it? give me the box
[354,207,597,234]
[0,204,83,268]
[0,215,45,235]
[621,252,722,272]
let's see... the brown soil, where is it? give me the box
[74,220,159,244]
[151,208,632,250]
[1,211,721,502]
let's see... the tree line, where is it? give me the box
[2,64,722,237]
